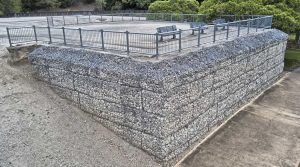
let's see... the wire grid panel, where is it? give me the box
[78,16,90,24]
[52,17,64,26]
[248,19,257,34]
[81,29,103,48]
[157,33,180,54]
[181,29,199,50]
[64,28,81,46]
[225,22,239,41]
[35,27,51,43]
[198,26,215,45]
[103,31,127,52]
[239,20,250,36]
[8,27,35,44]
[50,27,64,44]
[262,17,272,29]
[128,33,156,55]
[64,16,77,25]
[215,28,228,41]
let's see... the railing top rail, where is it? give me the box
[3,14,273,57]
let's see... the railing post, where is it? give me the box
[62,27,66,45]
[112,14,114,22]
[47,17,50,27]
[179,29,182,52]
[256,18,259,32]
[262,17,265,31]
[122,13,124,21]
[33,25,38,43]
[155,33,159,56]
[270,16,273,28]
[226,23,229,40]
[213,25,216,43]
[47,26,52,44]
[238,21,241,37]
[63,16,65,26]
[89,14,91,23]
[247,20,250,34]
[51,16,54,26]
[6,27,12,47]
[101,29,105,50]
[171,14,173,22]
[126,31,130,54]
[76,16,79,24]
[197,27,201,47]
[79,28,83,47]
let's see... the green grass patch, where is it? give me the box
[288,34,295,42]
[284,49,300,70]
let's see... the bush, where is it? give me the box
[0,0,22,15]
[148,0,200,14]
[199,0,300,33]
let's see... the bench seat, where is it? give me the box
[157,25,179,41]
[190,22,208,34]
[213,19,227,30]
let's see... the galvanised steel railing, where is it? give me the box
[4,10,148,17]
[45,13,268,27]
[5,15,273,56]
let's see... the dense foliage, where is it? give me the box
[0,0,155,14]
[148,0,200,14]
[199,0,300,43]
[0,0,22,15]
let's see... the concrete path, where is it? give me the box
[179,68,300,167]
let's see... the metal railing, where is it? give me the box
[45,13,268,27]
[5,15,273,56]
[3,10,148,17]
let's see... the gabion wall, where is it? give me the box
[28,29,287,166]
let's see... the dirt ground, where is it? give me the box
[0,50,160,167]
[178,68,300,167]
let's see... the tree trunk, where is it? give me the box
[295,31,300,44]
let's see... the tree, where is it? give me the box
[59,0,80,8]
[199,0,300,44]
[95,0,106,11]
[0,0,22,15]
[36,0,60,9]
[148,0,200,14]
[122,0,156,9]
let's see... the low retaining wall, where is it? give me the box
[28,29,287,166]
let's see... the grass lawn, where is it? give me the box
[284,49,300,70]
[288,34,296,42]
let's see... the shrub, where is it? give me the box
[148,0,200,14]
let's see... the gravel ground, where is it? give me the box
[178,68,300,167]
[0,49,160,167]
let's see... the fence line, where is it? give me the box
[6,15,273,56]
[45,13,268,27]
[3,10,148,17]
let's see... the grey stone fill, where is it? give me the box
[28,29,288,166]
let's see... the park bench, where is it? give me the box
[213,19,227,30]
[157,25,179,41]
[190,22,208,35]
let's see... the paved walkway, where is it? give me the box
[179,68,300,167]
